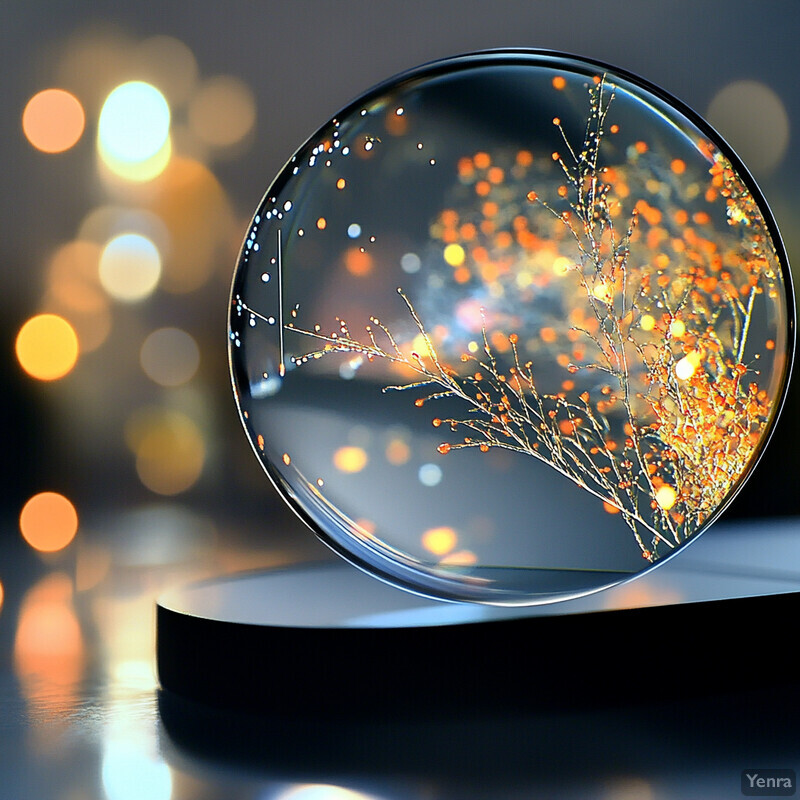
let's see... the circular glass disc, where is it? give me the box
[229,51,793,605]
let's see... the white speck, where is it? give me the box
[261,273,270,282]
[401,252,421,274]
[347,223,362,239]
[418,463,442,487]
[268,316,276,325]
[364,141,373,151]
[360,109,367,116]
[396,107,404,116]
[417,142,423,150]
[342,147,350,156]
[255,215,261,223]
[429,159,436,166]
[293,167,299,175]
[298,229,304,237]
[369,236,376,243]
[284,201,293,212]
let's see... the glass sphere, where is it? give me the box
[229,51,793,605]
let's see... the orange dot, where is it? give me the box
[634,141,648,154]
[475,180,490,196]
[766,339,775,350]
[487,166,504,184]
[539,326,557,344]
[20,493,78,552]
[603,501,621,515]
[282,453,291,465]
[516,150,533,166]
[552,76,566,90]
[22,89,85,153]
[473,152,491,169]
[670,159,686,174]
[610,124,619,134]
[316,217,327,230]
[344,246,373,276]
[16,314,79,381]
[336,178,346,190]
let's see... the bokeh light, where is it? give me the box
[333,446,368,473]
[46,240,111,352]
[15,313,79,380]
[188,75,256,148]
[102,742,172,800]
[707,80,790,176]
[99,135,172,183]
[421,526,457,556]
[99,233,161,302]
[14,574,84,698]
[19,492,79,552]
[148,157,234,292]
[99,81,170,162]
[276,786,380,800]
[98,81,171,181]
[22,88,85,153]
[126,408,205,495]
[134,35,199,106]
[140,327,200,386]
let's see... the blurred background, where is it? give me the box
[2,1,800,798]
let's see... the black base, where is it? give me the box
[157,518,800,717]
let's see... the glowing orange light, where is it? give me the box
[336,178,346,190]
[552,76,566,90]
[317,217,327,230]
[603,501,621,515]
[14,574,85,720]
[22,89,85,153]
[333,446,368,473]
[344,247,373,276]
[15,313,79,381]
[421,526,457,556]
[19,492,79,552]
